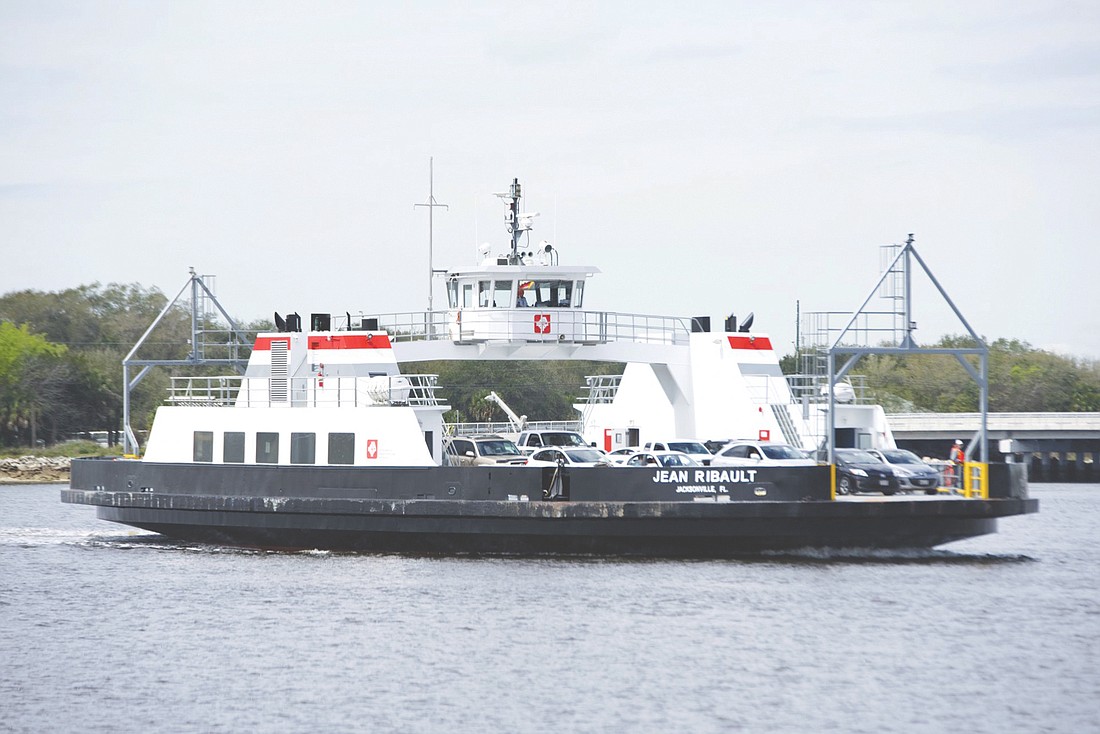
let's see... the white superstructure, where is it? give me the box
[140,177,895,467]
[143,330,448,466]
[379,178,895,455]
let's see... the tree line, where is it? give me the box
[1,283,1098,449]
[0,283,267,449]
[786,336,1100,413]
[871,336,1100,412]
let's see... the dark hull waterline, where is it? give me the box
[62,457,1036,556]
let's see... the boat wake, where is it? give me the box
[77,534,336,557]
[757,546,1036,565]
[0,526,150,549]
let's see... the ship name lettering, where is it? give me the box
[652,469,757,484]
[693,469,757,483]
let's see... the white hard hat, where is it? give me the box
[954,439,963,444]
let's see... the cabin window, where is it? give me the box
[528,279,574,308]
[573,280,584,307]
[257,432,279,464]
[328,433,354,465]
[478,280,491,307]
[223,432,245,463]
[462,283,474,308]
[493,280,511,309]
[447,280,458,309]
[193,431,213,462]
[291,433,316,464]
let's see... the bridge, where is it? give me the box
[888,412,1100,483]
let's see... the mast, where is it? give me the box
[507,178,521,260]
[414,157,448,311]
[496,178,537,264]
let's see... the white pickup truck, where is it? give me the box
[515,430,591,455]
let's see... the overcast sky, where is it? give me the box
[2,2,1098,359]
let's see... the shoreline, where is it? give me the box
[0,457,72,485]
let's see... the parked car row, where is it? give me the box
[443,435,945,495]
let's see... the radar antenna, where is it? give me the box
[494,178,538,264]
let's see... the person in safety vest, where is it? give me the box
[949,439,965,487]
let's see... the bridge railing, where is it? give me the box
[364,309,695,346]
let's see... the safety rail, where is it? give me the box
[583,374,622,404]
[361,309,694,347]
[743,374,797,405]
[445,420,582,436]
[915,458,987,497]
[785,374,871,405]
[962,462,988,498]
[167,374,444,409]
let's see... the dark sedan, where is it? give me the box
[868,448,941,495]
[834,448,901,496]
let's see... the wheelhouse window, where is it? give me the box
[573,280,584,308]
[291,433,316,464]
[528,279,575,308]
[328,433,354,465]
[193,431,213,462]
[493,280,511,309]
[447,280,458,309]
[223,432,245,463]
[478,280,491,307]
[257,432,279,464]
[462,283,474,308]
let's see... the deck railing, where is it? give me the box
[365,309,694,346]
[445,419,582,437]
[167,374,444,409]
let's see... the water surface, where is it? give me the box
[1,484,1097,733]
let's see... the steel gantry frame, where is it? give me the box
[121,269,251,454]
[826,235,989,465]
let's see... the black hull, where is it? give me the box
[88,504,1008,556]
[63,459,1037,556]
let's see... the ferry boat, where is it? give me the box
[62,179,1037,555]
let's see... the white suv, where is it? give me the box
[710,441,817,467]
[642,439,713,465]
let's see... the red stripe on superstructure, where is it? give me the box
[252,334,393,350]
[727,335,773,351]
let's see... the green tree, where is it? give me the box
[0,283,232,446]
[413,359,623,423]
[857,336,1100,412]
[0,322,67,447]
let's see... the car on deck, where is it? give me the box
[601,448,639,465]
[523,447,608,467]
[515,430,591,455]
[867,448,941,494]
[703,439,736,454]
[710,441,818,468]
[619,451,702,468]
[642,439,714,465]
[834,448,901,495]
[445,435,528,467]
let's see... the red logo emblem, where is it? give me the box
[758,429,770,441]
[534,313,551,334]
[366,439,378,459]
